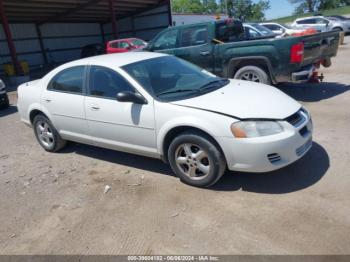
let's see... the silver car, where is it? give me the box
[292,16,350,33]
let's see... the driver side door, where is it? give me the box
[84,65,157,156]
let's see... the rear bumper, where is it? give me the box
[291,65,315,83]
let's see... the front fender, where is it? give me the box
[157,115,232,156]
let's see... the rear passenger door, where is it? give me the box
[176,25,214,72]
[41,66,89,140]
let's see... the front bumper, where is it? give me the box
[217,111,313,173]
[291,65,315,83]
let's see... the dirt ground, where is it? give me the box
[0,38,349,256]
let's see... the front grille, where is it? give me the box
[267,153,281,164]
[285,110,306,127]
[296,139,313,157]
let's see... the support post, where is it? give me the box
[108,0,117,39]
[167,0,172,26]
[0,0,22,75]
[131,16,136,37]
[35,23,48,65]
[100,23,106,44]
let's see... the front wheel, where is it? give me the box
[234,66,271,85]
[168,131,226,187]
[33,114,66,152]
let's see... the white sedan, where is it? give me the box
[17,52,313,187]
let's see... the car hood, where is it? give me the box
[171,80,301,119]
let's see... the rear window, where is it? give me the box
[48,66,85,94]
[215,19,244,42]
[180,26,208,47]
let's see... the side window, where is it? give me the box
[267,24,280,31]
[246,27,260,38]
[110,41,119,48]
[153,29,179,50]
[180,26,208,47]
[316,18,327,24]
[119,41,130,49]
[88,66,134,99]
[299,19,316,24]
[48,66,85,94]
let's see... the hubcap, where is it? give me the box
[36,121,54,148]
[240,71,261,82]
[175,143,210,180]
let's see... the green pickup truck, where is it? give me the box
[145,19,340,85]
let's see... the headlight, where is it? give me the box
[231,121,283,138]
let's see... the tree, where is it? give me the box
[290,0,350,14]
[227,0,271,21]
[171,0,205,13]
[289,0,318,13]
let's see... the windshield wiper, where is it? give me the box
[199,78,229,92]
[156,89,198,97]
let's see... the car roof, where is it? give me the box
[63,52,168,68]
[295,16,324,21]
[108,38,141,43]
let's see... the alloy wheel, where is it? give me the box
[36,120,54,148]
[175,143,211,180]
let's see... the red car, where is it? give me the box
[106,38,148,54]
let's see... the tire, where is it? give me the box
[234,65,271,85]
[332,27,343,32]
[168,131,226,187]
[0,94,9,109]
[33,114,66,152]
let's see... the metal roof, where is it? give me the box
[2,0,166,24]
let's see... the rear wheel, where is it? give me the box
[234,65,271,85]
[33,114,66,152]
[168,131,226,187]
[332,27,343,32]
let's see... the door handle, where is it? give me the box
[200,51,210,56]
[90,105,100,111]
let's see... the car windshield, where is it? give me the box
[122,56,229,101]
[282,23,292,29]
[250,24,275,35]
[131,39,147,46]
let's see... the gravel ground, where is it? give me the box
[0,37,349,255]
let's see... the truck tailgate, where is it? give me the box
[300,31,339,66]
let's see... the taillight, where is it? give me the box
[290,42,304,63]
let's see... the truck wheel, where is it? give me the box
[168,131,226,188]
[234,66,271,85]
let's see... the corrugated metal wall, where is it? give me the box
[103,4,170,41]
[0,23,102,72]
[0,3,170,74]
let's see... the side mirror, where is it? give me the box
[116,91,147,104]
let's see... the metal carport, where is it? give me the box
[0,0,171,76]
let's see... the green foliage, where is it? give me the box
[171,0,270,20]
[227,0,270,21]
[289,0,350,14]
[271,4,350,23]
[171,0,205,13]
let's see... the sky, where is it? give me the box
[253,0,296,19]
